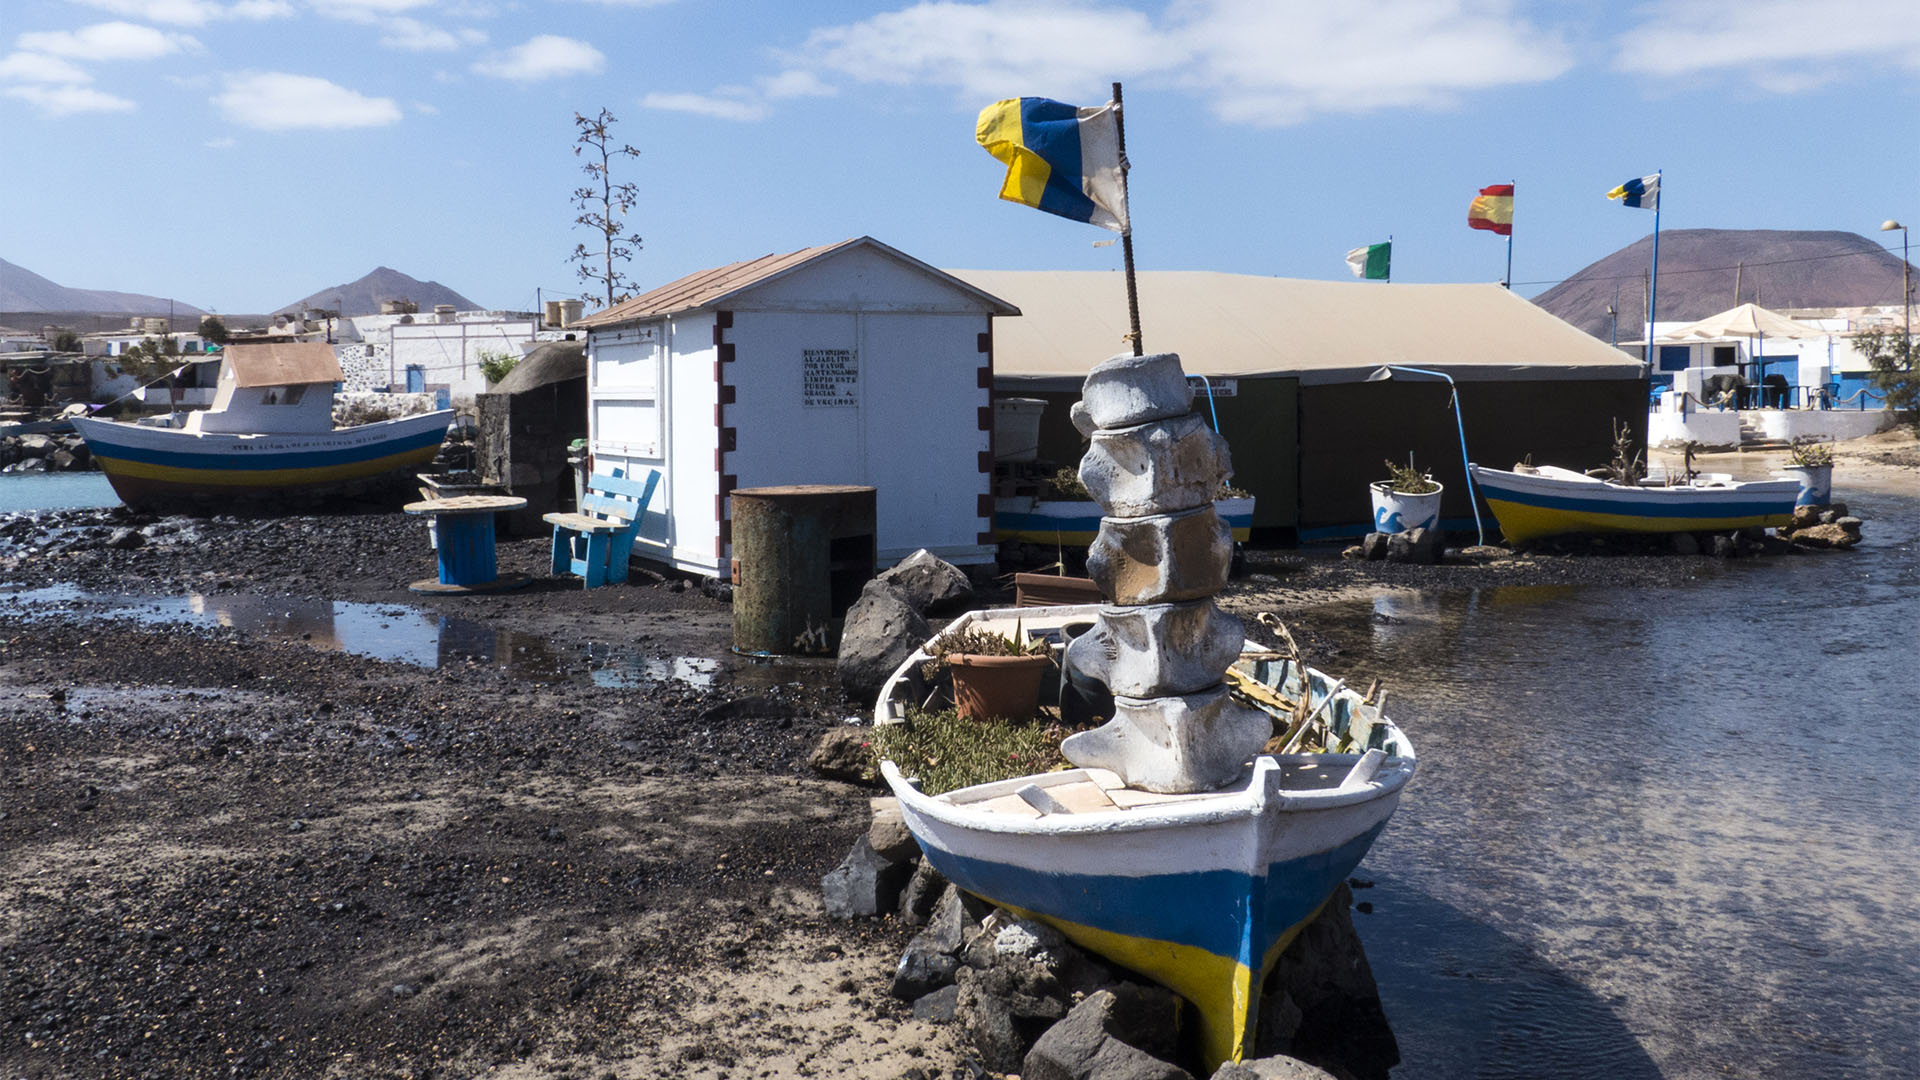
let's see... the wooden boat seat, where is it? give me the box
[544,468,660,588]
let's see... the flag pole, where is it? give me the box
[1647,169,1662,363]
[1112,80,1143,356]
[1503,180,1514,289]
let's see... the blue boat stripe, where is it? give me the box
[86,426,447,471]
[921,821,1386,967]
[1478,483,1788,520]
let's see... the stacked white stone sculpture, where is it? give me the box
[1059,352,1272,793]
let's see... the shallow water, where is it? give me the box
[1314,483,1920,1078]
[0,585,838,695]
[0,472,117,513]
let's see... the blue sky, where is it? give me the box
[2,0,1915,315]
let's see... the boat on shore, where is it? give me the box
[1469,462,1799,544]
[875,603,1414,1068]
[69,342,452,510]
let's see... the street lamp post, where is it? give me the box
[1883,219,1910,354]
[1364,364,1486,546]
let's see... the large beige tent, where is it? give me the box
[1660,302,1823,342]
[950,270,1648,540]
[952,271,1641,385]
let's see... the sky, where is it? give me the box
[1,0,1916,316]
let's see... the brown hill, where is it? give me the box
[278,267,481,318]
[1533,229,1910,339]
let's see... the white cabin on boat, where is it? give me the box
[185,342,343,434]
[576,236,1020,577]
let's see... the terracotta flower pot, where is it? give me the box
[948,653,1051,723]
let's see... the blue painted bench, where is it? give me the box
[543,468,661,588]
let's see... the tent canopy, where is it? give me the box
[1659,302,1824,342]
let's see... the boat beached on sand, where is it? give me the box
[877,606,1415,1067]
[70,342,453,509]
[1468,462,1799,544]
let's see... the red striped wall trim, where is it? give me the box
[978,531,996,545]
[976,406,992,431]
[976,493,993,516]
[978,450,992,473]
[721,428,736,452]
[715,312,734,559]
[718,384,736,405]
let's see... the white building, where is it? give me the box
[347,308,557,401]
[576,236,1019,577]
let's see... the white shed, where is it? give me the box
[575,236,1020,577]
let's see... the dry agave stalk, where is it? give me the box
[1592,418,1646,485]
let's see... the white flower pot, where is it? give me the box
[1781,464,1832,508]
[1369,481,1443,534]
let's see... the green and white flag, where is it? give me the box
[1346,241,1390,280]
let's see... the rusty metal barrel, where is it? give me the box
[729,484,877,655]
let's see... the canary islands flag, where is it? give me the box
[1607,174,1659,211]
[1468,184,1514,235]
[977,97,1128,233]
[1346,242,1390,280]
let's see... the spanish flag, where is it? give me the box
[1468,184,1513,236]
[977,97,1128,233]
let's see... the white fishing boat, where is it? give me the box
[1468,462,1799,544]
[875,602,1415,1069]
[69,342,452,509]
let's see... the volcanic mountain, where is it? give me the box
[1533,229,1910,340]
[0,256,206,316]
[277,267,481,318]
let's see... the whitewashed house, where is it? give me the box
[575,236,1019,577]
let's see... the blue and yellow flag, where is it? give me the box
[976,97,1128,233]
[1607,174,1660,211]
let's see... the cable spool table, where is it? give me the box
[403,495,531,594]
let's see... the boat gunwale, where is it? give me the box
[69,409,456,448]
[1471,462,1798,499]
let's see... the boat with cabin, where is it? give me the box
[876,602,1415,1069]
[69,342,453,509]
[1468,461,1799,544]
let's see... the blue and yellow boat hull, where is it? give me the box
[1470,463,1798,545]
[71,413,453,509]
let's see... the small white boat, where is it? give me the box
[70,342,452,509]
[1469,462,1798,544]
[876,603,1414,1069]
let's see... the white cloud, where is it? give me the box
[0,52,93,84]
[319,0,436,12]
[760,69,835,99]
[797,1,1167,103]
[17,21,201,61]
[641,90,767,122]
[4,83,136,114]
[576,0,677,6]
[471,35,604,82]
[377,17,487,51]
[66,0,292,24]
[213,71,403,130]
[412,99,439,115]
[792,0,1570,126]
[204,135,236,147]
[1613,0,1920,82]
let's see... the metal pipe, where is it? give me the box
[1365,364,1486,546]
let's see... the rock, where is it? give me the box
[1255,884,1398,1080]
[820,835,915,920]
[1791,505,1822,529]
[17,433,52,456]
[1076,352,1196,430]
[893,930,962,1001]
[697,576,733,602]
[106,527,146,550]
[1459,544,1509,559]
[808,726,877,785]
[868,797,921,861]
[1402,527,1442,565]
[46,448,76,470]
[1670,532,1700,556]
[912,984,960,1021]
[1063,685,1272,794]
[898,860,949,926]
[1710,534,1739,558]
[1087,506,1233,605]
[1786,523,1859,550]
[1826,501,1849,520]
[1360,533,1389,561]
[1383,532,1411,563]
[836,580,932,703]
[1094,602,1244,699]
[1339,544,1366,560]
[876,549,975,616]
[1833,516,1864,532]
[1024,986,1194,1080]
[955,964,1069,1073]
[1080,412,1230,517]
[1211,1057,1339,1080]
[1758,535,1794,556]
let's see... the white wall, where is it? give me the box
[386,319,536,401]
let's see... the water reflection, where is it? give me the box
[1309,484,1920,1077]
[0,585,836,694]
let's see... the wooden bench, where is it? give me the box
[543,468,661,588]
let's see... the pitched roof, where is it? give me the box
[952,270,1641,385]
[224,342,344,387]
[574,236,1018,328]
